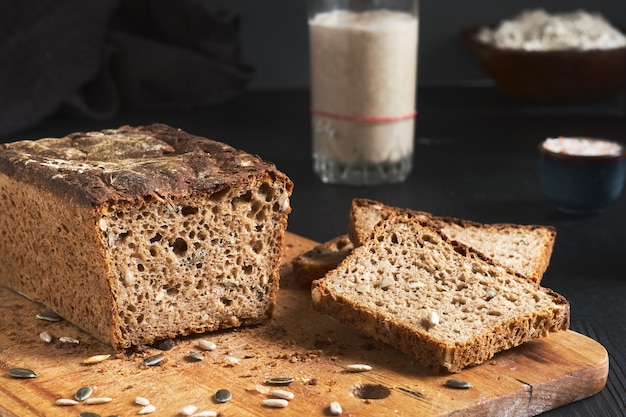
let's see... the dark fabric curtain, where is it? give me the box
[0,0,253,137]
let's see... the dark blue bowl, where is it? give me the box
[539,137,626,213]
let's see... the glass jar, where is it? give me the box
[308,0,419,185]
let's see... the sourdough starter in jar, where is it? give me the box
[309,9,418,185]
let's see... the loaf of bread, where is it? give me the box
[311,211,570,373]
[349,199,556,285]
[0,124,293,349]
[292,235,354,286]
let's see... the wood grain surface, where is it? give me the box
[0,232,609,417]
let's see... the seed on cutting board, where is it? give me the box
[262,398,289,408]
[188,351,204,361]
[135,396,150,406]
[8,368,38,378]
[223,355,239,365]
[255,384,270,394]
[79,412,101,417]
[75,386,93,401]
[345,363,372,372]
[198,340,217,351]
[39,331,53,343]
[83,354,111,365]
[138,404,156,414]
[36,311,62,322]
[55,398,79,406]
[265,377,294,386]
[215,388,232,403]
[180,405,198,416]
[444,379,473,389]
[59,336,79,344]
[142,354,164,366]
[329,401,343,415]
[84,397,113,405]
[270,389,295,400]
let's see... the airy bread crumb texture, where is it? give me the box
[349,198,556,285]
[102,186,287,347]
[312,212,569,373]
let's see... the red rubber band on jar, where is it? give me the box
[310,108,418,122]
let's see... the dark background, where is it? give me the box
[203,0,626,89]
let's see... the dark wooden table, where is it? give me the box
[3,86,626,416]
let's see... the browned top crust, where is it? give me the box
[0,124,293,206]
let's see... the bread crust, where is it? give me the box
[292,235,354,286]
[0,124,293,349]
[0,124,291,206]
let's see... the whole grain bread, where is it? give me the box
[349,198,556,285]
[311,211,570,373]
[291,235,354,286]
[0,124,293,349]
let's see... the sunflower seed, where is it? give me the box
[84,397,112,405]
[79,412,101,417]
[188,351,204,361]
[83,354,111,365]
[138,404,156,414]
[180,405,198,416]
[262,398,289,408]
[39,331,53,343]
[444,379,473,389]
[215,388,232,403]
[8,368,37,378]
[59,336,79,344]
[75,386,93,401]
[37,311,62,322]
[329,401,343,415]
[198,340,216,351]
[270,389,294,400]
[345,364,372,373]
[265,377,294,386]
[428,311,439,327]
[142,354,164,366]
[135,396,150,406]
[55,398,79,406]
[223,355,239,365]
[379,276,395,289]
[191,412,217,417]
[255,384,270,394]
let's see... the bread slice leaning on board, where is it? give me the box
[292,235,354,286]
[311,211,570,373]
[349,198,556,286]
[293,198,556,286]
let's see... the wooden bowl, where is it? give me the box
[461,26,626,102]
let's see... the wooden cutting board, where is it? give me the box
[0,232,608,417]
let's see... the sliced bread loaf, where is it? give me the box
[292,235,354,286]
[349,198,556,285]
[311,211,570,373]
[0,124,293,349]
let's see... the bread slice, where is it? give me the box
[349,198,556,285]
[0,124,293,349]
[311,211,570,373]
[292,235,354,286]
